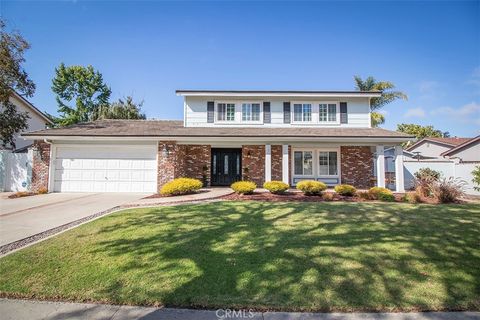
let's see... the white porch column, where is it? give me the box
[282,144,289,184]
[394,145,405,192]
[265,144,271,182]
[376,145,385,188]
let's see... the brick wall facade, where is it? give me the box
[242,145,265,186]
[157,141,211,190]
[340,146,374,189]
[31,140,51,193]
[271,145,283,181]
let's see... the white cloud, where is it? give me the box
[431,102,480,116]
[404,108,426,118]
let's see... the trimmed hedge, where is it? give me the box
[368,186,393,200]
[263,181,289,194]
[160,178,203,196]
[231,181,257,194]
[334,184,357,196]
[296,180,327,195]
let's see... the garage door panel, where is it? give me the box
[53,145,157,193]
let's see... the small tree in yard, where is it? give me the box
[0,19,35,149]
[472,166,480,191]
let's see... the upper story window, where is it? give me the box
[319,103,337,122]
[242,103,261,122]
[217,103,235,121]
[293,103,312,122]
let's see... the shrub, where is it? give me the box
[160,178,203,196]
[322,192,334,201]
[334,184,357,196]
[414,168,441,197]
[414,168,441,181]
[378,192,395,202]
[231,181,256,194]
[296,180,327,195]
[405,191,422,204]
[472,165,480,192]
[263,181,289,194]
[357,191,371,200]
[430,177,466,203]
[38,187,48,194]
[368,186,393,200]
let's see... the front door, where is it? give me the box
[211,148,242,186]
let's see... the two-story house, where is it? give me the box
[23,90,412,193]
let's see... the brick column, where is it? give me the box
[158,141,181,189]
[340,146,374,189]
[185,145,211,187]
[31,140,51,193]
[242,145,265,186]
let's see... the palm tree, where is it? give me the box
[354,76,407,127]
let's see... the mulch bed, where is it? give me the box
[222,191,403,203]
[8,192,38,199]
[143,190,210,199]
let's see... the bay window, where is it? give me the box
[293,103,312,122]
[294,151,313,175]
[242,103,261,122]
[318,151,338,176]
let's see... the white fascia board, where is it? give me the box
[176,92,382,98]
[23,135,408,145]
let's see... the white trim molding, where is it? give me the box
[265,144,272,182]
[376,145,386,188]
[282,145,289,185]
[395,146,405,192]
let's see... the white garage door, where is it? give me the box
[53,145,157,192]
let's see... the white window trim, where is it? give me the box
[291,102,314,124]
[292,150,315,177]
[291,147,341,179]
[318,102,340,125]
[241,102,263,124]
[214,101,263,125]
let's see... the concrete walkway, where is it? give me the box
[123,188,232,207]
[0,299,478,320]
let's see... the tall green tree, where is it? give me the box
[0,19,35,149]
[354,76,408,127]
[51,63,111,126]
[93,96,146,120]
[397,123,450,141]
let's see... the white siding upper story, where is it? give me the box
[183,96,372,128]
[5,93,52,150]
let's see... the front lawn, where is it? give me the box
[0,201,479,311]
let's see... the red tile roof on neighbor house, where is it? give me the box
[441,135,480,156]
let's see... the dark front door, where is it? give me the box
[211,148,242,186]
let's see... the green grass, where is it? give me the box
[0,201,479,311]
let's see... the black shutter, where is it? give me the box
[283,102,291,123]
[340,102,348,124]
[263,102,271,123]
[207,101,214,123]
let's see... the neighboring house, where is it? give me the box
[405,137,471,161]
[0,92,52,192]
[403,136,480,195]
[23,90,413,193]
[5,92,53,151]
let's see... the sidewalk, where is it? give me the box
[1,299,478,320]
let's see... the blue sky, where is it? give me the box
[2,1,479,136]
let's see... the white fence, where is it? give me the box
[404,160,479,195]
[0,150,32,192]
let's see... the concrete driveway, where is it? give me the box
[0,193,148,247]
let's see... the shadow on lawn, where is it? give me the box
[92,202,480,311]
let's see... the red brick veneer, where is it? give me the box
[242,145,265,186]
[31,140,51,192]
[340,146,374,189]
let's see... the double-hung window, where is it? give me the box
[318,151,338,176]
[319,103,337,122]
[294,151,313,175]
[217,103,235,121]
[293,103,312,122]
[242,103,261,122]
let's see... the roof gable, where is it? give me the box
[11,91,53,125]
[441,135,480,156]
